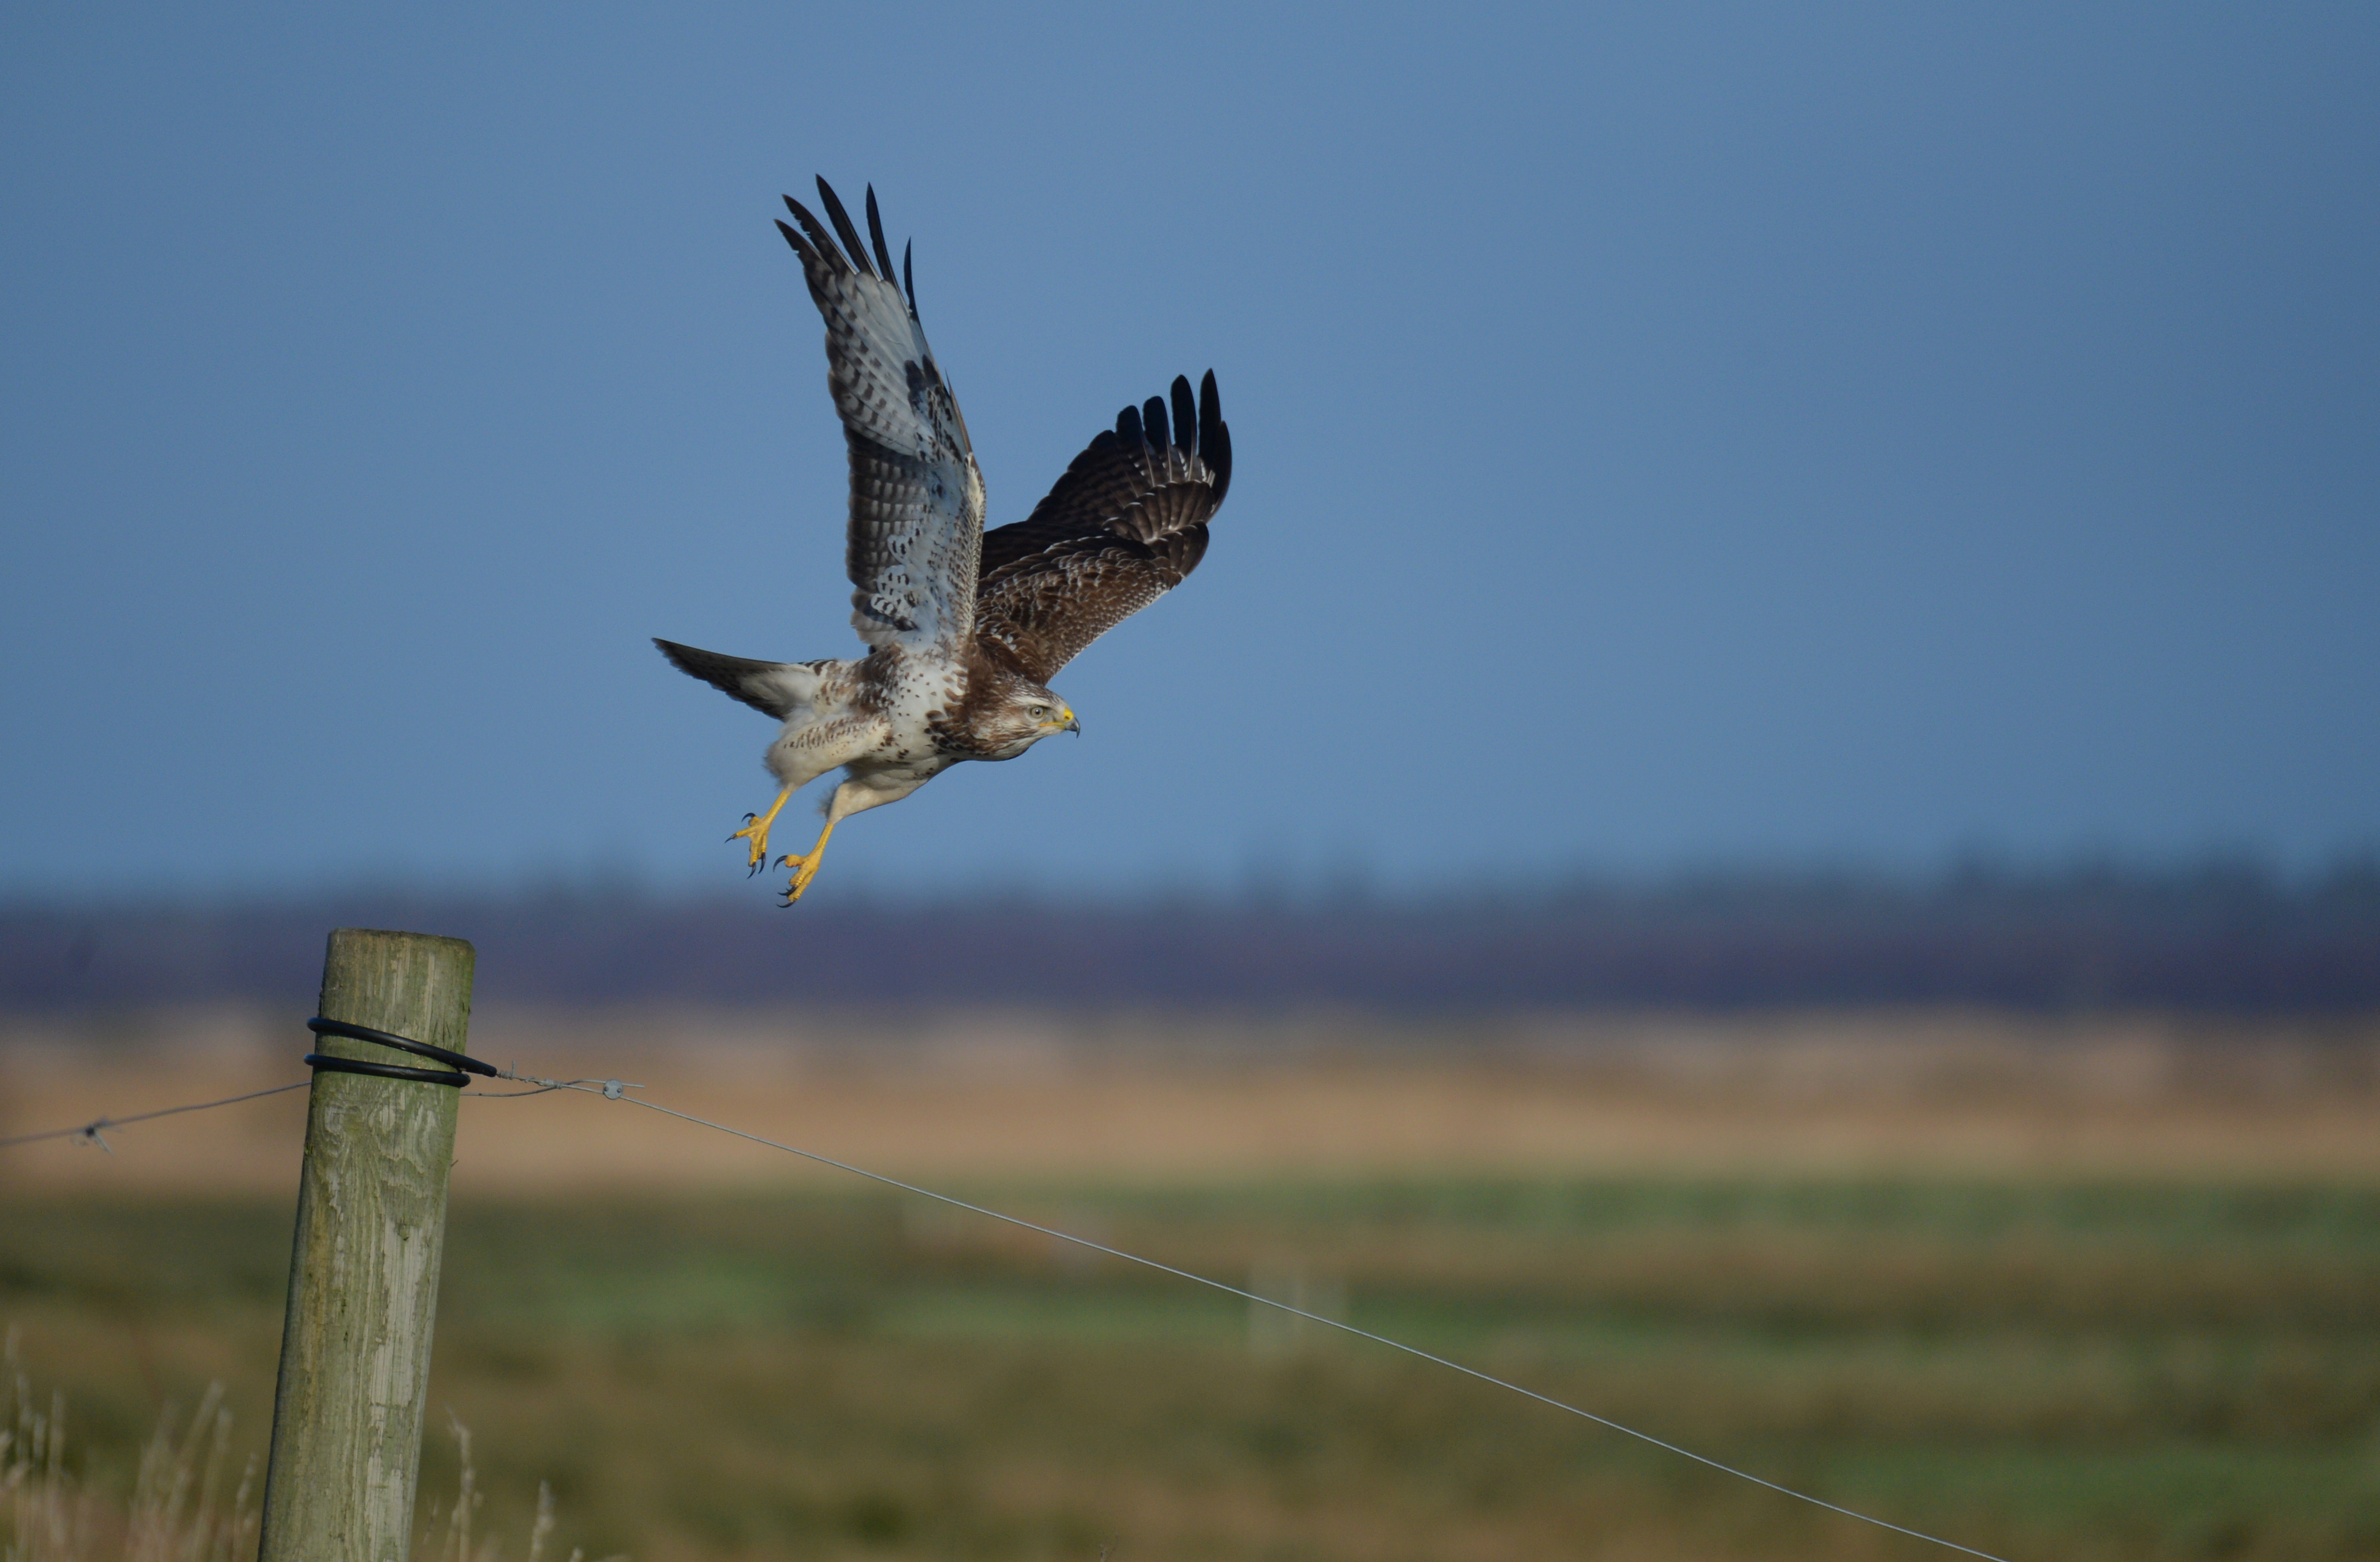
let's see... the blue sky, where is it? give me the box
[3,3,2374,901]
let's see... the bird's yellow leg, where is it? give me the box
[775,817,840,905]
[728,788,792,876]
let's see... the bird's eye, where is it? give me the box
[1029,705,1048,719]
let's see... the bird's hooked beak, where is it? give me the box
[1063,705,1081,735]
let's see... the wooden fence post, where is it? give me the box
[257,928,476,1562]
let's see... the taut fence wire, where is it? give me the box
[3,1044,2014,1562]
[0,1080,312,1151]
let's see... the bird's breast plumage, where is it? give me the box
[855,645,974,762]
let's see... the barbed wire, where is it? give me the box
[6,1058,2012,1560]
[0,1065,612,1149]
[0,1080,312,1151]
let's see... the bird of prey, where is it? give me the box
[656,179,1233,904]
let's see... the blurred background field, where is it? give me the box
[10,998,2380,1561]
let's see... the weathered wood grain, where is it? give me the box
[257,928,475,1562]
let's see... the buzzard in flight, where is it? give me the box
[656,179,1234,903]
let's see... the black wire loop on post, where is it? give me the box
[304,1016,497,1089]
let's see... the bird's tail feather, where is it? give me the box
[653,639,823,720]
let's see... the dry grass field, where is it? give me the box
[6,1006,2380,1560]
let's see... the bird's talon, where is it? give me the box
[773,850,824,904]
[726,795,791,874]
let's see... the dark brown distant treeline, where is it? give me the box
[3,860,2376,1014]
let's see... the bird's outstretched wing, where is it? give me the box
[776,179,985,653]
[974,372,1232,683]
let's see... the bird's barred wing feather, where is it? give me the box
[776,180,984,653]
[974,372,1232,683]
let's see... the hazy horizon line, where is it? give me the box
[5,843,2376,919]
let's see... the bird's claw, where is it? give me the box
[726,812,775,873]
[776,853,822,906]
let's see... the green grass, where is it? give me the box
[8,1179,2380,1560]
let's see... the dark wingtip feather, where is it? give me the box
[902,241,917,317]
[1143,395,1170,451]
[1115,402,1145,447]
[864,185,898,282]
[1170,376,1196,452]
[814,177,876,278]
[772,217,812,258]
[780,196,841,268]
[1198,372,1230,501]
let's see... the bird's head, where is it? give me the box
[975,683,1080,759]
